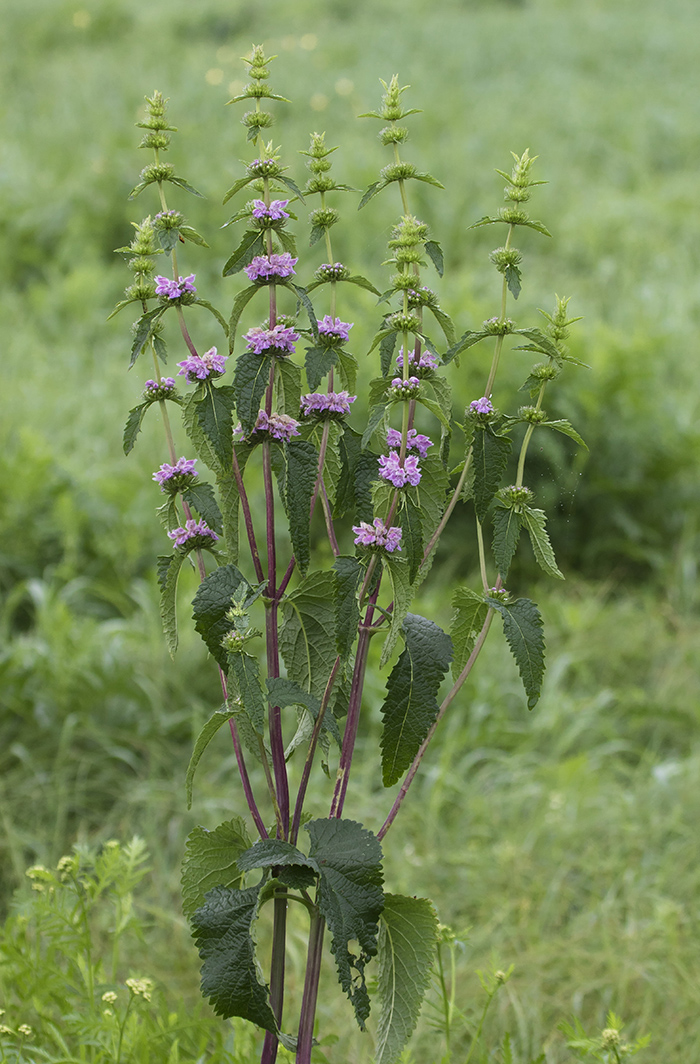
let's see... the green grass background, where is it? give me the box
[2,0,700,1059]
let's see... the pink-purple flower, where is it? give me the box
[177,347,228,383]
[386,428,433,458]
[352,517,402,553]
[244,253,298,282]
[154,274,197,300]
[396,346,439,372]
[470,396,494,415]
[168,519,219,548]
[300,391,356,418]
[153,457,198,489]
[244,324,299,356]
[390,376,421,399]
[251,199,290,220]
[317,316,353,344]
[378,451,422,488]
[144,377,176,400]
[252,410,300,442]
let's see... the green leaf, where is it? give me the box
[157,553,186,656]
[192,298,229,337]
[512,327,560,360]
[345,273,381,296]
[280,438,317,575]
[185,706,238,808]
[375,894,438,1064]
[362,403,387,448]
[276,174,306,201]
[505,263,522,300]
[277,228,298,257]
[542,419,588,449]
[223,230,265,276]
[228,285,259,351]
[156,495,179,534]
[196,383,236,470]
[310,420,343,508]
[182,391,224,477]
[492,504,522,578]
[181,819,251,916]
[358,181,382,209]
[486,596,545,709]
[192,564,252,668]
[123,402,148,455]
[275,357,302,417]
[223,174,256,205]
[234,351,270,433]
[379,329,398,377]
[335,426,377,521]
[400,496,423,584]
[521,507,564,579]
[414,452,450,543]
[472,427,512,522]
[380,613,452,786]
[309,224,326,247]
[237,838,318,890]
[180,224,210,247]
[333,556,362,661]
[216,468,242,564]
[182,482,223,534]
[306,818,384,1029]
[430,305,456,346]
[305,344,337,392]
[414,396,451,433]
[279,570,337,699]
[450,587,488,680]
[427,374,452,429]
[192,883,277,1028]
[424,240,444,277]
[336,349,358,392]
[169,175,204,197]
[443,329,489,365]
[380,555,413,669]
[228,652,266,735]
[267,676,340,760]
[129,307,164,368]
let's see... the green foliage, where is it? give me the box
[195,383,237,470]
[333,556,362,660]
[450,586,488,680]
[486,596,545,709]
[191,563,252,668]
[375,894,439,1064]
[181,818,251,918]
[279,438,318,575]
[279,570,337,699]
[380,613,453,786]
[233,351,270,434]
[156,552,186,656]
[305,818,384,1029]
[472,428,512,523]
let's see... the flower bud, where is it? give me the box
[519,405,547,423]
[379,125,409,145]
[309,207,339,231]
[483,316,515,335]
[489,246,522,273]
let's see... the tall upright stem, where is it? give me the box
[296,908,325,1064]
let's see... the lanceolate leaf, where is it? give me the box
[234,350,270,433]
[192,884,277,1029]
[123,402,148,455]
[472,427,512,521]
[401,496,424,584]
[275,357,302,417]
[487,596,545,709]
[336,349,358,392]
[380,555,413,669]
[129,307,164,367]
[182,391,225,477]
[505,263,522,300]
[305,344,337,392]
[380,613,453,786]
[424,239,444,277]
[380,330,398,377]
[279,570,337,699]
[157,553,186,657]
[279,438,318,574]
[450,587,488,680]
[182,482,223,534]
[362,403,387,448]
[542,419,588,449]
[492,504,522,578]
[185,706,238,809]
[228,652,266,735]
[181,819,251,916]
[521,507,564,579]
[335,426,377,522]
[306,818,384,1030]
[443,329,489,365]
[333,555,362,660]
[228,285,259,350]
[512,327,560,360]
[196,384,236,469]
[375,895,439,1064]
[222,229,265,277]
[192,564,252,668]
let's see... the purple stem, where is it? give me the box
[291,656,341,845]
[231,444,265,583]
[296,909,325,1064]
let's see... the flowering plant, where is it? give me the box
[113,48,586,1064]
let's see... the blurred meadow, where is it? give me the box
[1,0,700,1059]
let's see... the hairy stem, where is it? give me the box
[296,906,326,1064]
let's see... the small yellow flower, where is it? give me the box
[125,977,154,1002]
[18,1024,33,1037]
[101,991,118,1004]
[0,1025,13,1036]
[25,865,49,880]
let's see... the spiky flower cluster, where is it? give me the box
[244,253,298,282]
[390,375,420,399]
[167,519,219,549]
[152,456,198,491]
[244,323,299,355]
[315,262,349,282]
[154,274,196,300]
[395,346,438,375]
[252,199,289,222]
[352,517,402,553]
[300,391,356,418]
[317,316,352,345]
[386,428,432,457]
[144,377,176,400]
[177,348,227,382]
[378,450,422,488]
[251,410,300,442]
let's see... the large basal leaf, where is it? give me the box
[306,818,384,1030]
[237,838,318,891]
[234,350,270,434]
[192,884,277,1029]
[157,553,186,657]
[333,556,362,660]
[380,613,453,787]
[181,819,252,918]
[185,705,238,808]
[472,427,512,522]
[192,564,252,668]
[279,570,337,700]
[282,438,318,575]
[491,504,522,579]
[487,596,545,709]
[380,555,414,669]
[450,587,488,681]
[520,506,564,580]
[196,384,236,470]
[375,894,439,1064]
